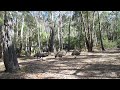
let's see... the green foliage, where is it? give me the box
[103,39,117,49]
[24,13,36,29]
[0,18,3,25]
[116,38,120,48]
[4,11,120,56]
[64,33,85,49]
[41,31,49,46]
[21,50,26,55]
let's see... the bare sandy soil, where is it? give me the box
[0,49,120,79]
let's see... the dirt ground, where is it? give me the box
[0,49,120,79]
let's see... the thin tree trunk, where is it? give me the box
[48,12,55,52]
[19,16,24,56]
[14,18,18,46]
[98,11,105,51]
[58,24,60,51]
[90,11,95,50]
[94,29,98,47]
[78,25,81,50]
[49,25,55,52]
[80,11,87,51]
[25,29,28,56]
[0,25,2,58]
[38,27,41,53]
[28,29,32,56]
[58,12,63,51]
[87,11,93,52]
[115,11,118,40]
[68,17,71,51]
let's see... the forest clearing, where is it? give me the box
[0,11,120,79]
[0,49,120,79]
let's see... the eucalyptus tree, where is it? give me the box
[0,11,3,58]
[97,11,105,51]
[80,11,95,52]
[2,11,20,72]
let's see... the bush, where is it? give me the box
[64,34,85,50]
[103,39,117,49]
[21,50,26,55]
[116,39,120,48]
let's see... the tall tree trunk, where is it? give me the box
[49,25,55,52]
[115,11,118,40]
[90,11,95,50]
[87,11,93,52]
[78,15,84,50]
[14,18,18,46]
[3,11,20,73]
[58,12,63,51]
[68,17,71,51]
[25,31,28,56]
[58,24,60,51]
[14,18,19,56]
[60,15,63,50]
[98,11,105,51]
[80,11,86,51]
[28,37,32,55]
[94,29,98,48]
[28,29,32,56]
[0,25,2,58]
[80,11,93,52]
[48,11,55,52]
[38,27,41,53]
[18,16,24,56]
[77,25,81,50]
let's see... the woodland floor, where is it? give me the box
[0,49,120,79]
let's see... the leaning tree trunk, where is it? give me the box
[2,11,20,73]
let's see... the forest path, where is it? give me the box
[0,49,120,79]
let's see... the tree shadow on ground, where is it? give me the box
[1,59,120,79]
[115,56,120,60]
[1,50,120,79]
[72,64,120,78]
[47,55,103,61]
[0,71,25,79]
[92,50,120,54]
[19,56,36,60]
[18,52,120,74]
[17,55,120,79]
[19,59,57,74]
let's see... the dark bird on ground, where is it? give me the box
[55,50,67,58]
[34,52,49,60]
[71,49,81,58]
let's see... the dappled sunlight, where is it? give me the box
[1,50,120,79]
[1,11,120,79]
